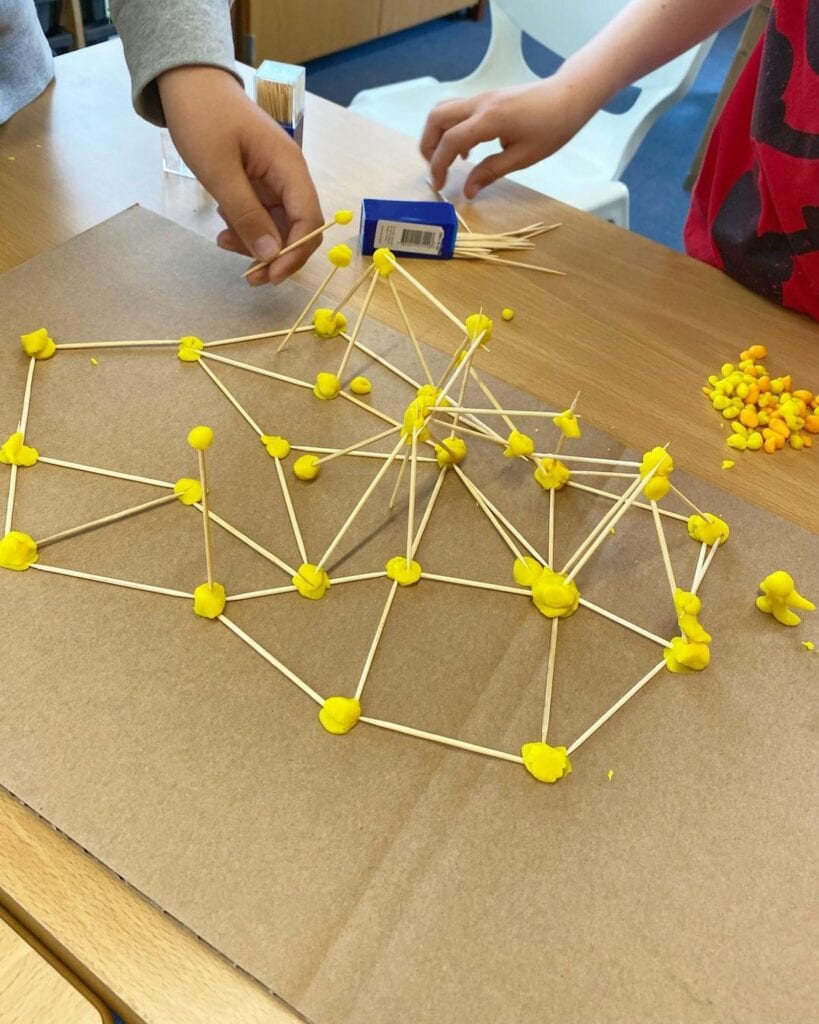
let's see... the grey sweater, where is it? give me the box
[1,0,239,126]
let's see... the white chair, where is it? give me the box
[349,0,715,227]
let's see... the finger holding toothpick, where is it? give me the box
[188,425,227,618]
[243,209,354,279]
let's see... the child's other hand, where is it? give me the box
[158,66,323,284]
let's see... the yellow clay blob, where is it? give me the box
[521,742,572,783]
[673,588,712,644]
[349,375,372,395]
[372,247,396,276]
[434,437,467,467]
[173,477,203,505]
[177,335,204,362]
[402,388,441,444]
[90,357,99,366]
[687,512,730,546]
[313,308,347,338]
[293,563,330,600]
[0,432,38,467]
[756,570,815,627]
[501,307,515,321]
[293,454,320,480]
[534,457,570,491]
[319,696,361,735]
[504,430,534,458]
[187,425,214,450]
[314,371,341,401]
[464,312,492,344]
[327,243,353,267]
[722,459,736,470]
[802,641,815,651]
[531,568,580,619]
[260,434,291,459]
[334,209,354,225]
[20,327,55,360]
[193,581,226,619]
[554,408,581,439]
[663,636,711,673]
[639,446,673,500]
[385,556,422,586]
[0,531,38,571]
[513,556,543,589]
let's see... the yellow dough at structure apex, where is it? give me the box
[293,454,320,480]
[663,636,711,673]
[756,570,815,626]
[187,425,214,450]
[293,563,331,600]
[20,327,56,360]
[531,568,580,619]
[372,247,396,276]
[314,371,341,401]
[350,375,372,395]
[193,581,226,618]
[687,512,730,546]
[534,457,570,491]
[554,408,581,439]
[640,446,674,501]
[319,696,361,735]
[0,431,38,467]
[177,335,204,362]
[313,308,347,338]
[173,477,203,505]
[434,436,467,467]
[464,312,492,344]
[260,434,291,459]
[327,243,353,268]
[674,588,712,644]
[504,430,534,459]
[0,531,38,571]
[521,742,572,783]
[333,209,354,224]
[385,556,422,586]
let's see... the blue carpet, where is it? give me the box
[305,10,748,251]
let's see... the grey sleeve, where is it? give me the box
[109,0,243,126]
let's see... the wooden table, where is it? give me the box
[1,39,816,1024]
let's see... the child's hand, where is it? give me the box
[158,66,323,284]
[421,77,590,199]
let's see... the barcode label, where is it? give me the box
[374,219,444,255]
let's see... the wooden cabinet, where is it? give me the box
[236,0,485,66]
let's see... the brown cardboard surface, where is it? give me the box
[0,208,816,1024]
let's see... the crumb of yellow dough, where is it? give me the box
[534,457,570,491]
[293,563,331,600]
[173,477,203,505]
[314,371,341,400]
[531,568,580,619]
[663,636,711,673]
[501,307,515,321]
[20,327,56,360]
[512,555,544,589]
[639,446,673,500]
[0,432,38,467]
[177,335,204,362]
[687,512,730,546]
[521,742,572,783]
[504,430,534,458]
[607,769,614,782]
[293,454,320,480]
[90,357,99,366]
[193,581,226,619]
[464,312,492,344]
[755,570,815,626]
[372,247,396,276]
[385,555,422,586]
[673,587,712,644]
[554,408,581,439]
[260,434,291,459]
[802,641,815,651]
[434,436,467,467]
[327,243,353,268]
[334,209,354,225]
[0,531,38,571]
[349,376,372,395]
[187,425,214,450]
[722,459,736,470]
[313,308,347,338]
[319,696,361,735]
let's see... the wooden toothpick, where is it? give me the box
[219,614,324,705]
[389,449,409,510]
[384,254,467,337]
[36,492,180,549]
[197,450,215,588]
[577,598,671,648]
[566,480,689,522]
[452,464,547,565]
[387,276,434,385]
[336,267,379,380]
[650,499,678,599]
[31,562,192,599]
[423,573,529,596]
[199,350,312,389]
[277,264,339,352]
[354,579,399,701]
[314,425,401,466]
[360,715,524,765]
[567,660,667,755]
[4,356,36,535]
[541,618,559,743]
[198,359,264,436]
[274,456,308,564]
[204,325,314,349]
[406,428,420,564]
[469,367,518,435]
[332,263,375,315]
[37,457,174,489]
[199,505,296,577]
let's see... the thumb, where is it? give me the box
[464,144,531,199]
[214,169,282,264]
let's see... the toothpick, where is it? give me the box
[426,178,471,231]
[277,264,339,352]
[553,391,580,457]
[469,367,517,434]
[437,329,487,407]
[336,268,379,380]
[562,473,647,577]
[319,434,406,569]
[430,418,507,448]
[691,541,707,590]
[354,579,400,701]
[387,277,434,385]
[37,457,174,489]
[452,464,547,565]
[332,263,375,315]
[577,598,672,648]
[199,350,312,389]
[548,487,556,568]
[669,483,705,517]
[198,359,264,436]
[197,450,215,587]
[199,505,296,577]
[339,389,401,428]
[458,253,566,276]
[30,562,191,598]
[691,538,721,596]
[274,456,307,564]
[541,618,559,743]
[315,425,401,466]
[567,660,667,755]
[384,254,467,337]
[651,499,677,599]
[412,466,447,555]
[331,571,389,585]
[204,325,314,349]
[422,573,529,596]
[351,336,420,389]
[225,585,298,602]
[406,428,420,563]
[389,448,409,510]
[37,492,180,549]
[539,453,641,467]
[566,480,689,522]
[292,443,436,464]
[569,471,637,478]
[242,216,342,277]
[19,356,36,435]
[4,357,35,535]
[453,466,525,563]
[360,716,524,765]
[219,614,324,705]
[430,407,561,418]
[54,340,178,350]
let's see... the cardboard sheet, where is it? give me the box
[1,208,816,1024]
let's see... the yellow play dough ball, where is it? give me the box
[350,375,372,395]
[193,581,226,619]
[0,531,38,571]
[20,327,56,360]
[314,371,341,401]
[177,335,204,362]
[334,209,354,225]
[501,307,515,321]
[292,563,331,600]
[521,742,572,783]
[260,434,291,459]
[385,555,423,586]
[187,425,214,450]
[319,696,361,735]
[504,430,534,458]
[434,437,467,467]
[293,454,320,480]
[372,247,396,276]
[173,477,203,505]
[327,243,353,267]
